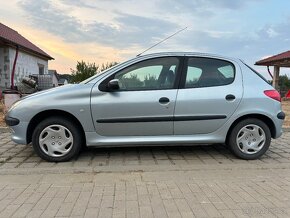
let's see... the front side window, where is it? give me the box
[184,57,235,88]
[113,57,179,91]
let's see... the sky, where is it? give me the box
[1,0,290,77]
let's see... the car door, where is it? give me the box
[174,56,243,135]
[91,57,182,136]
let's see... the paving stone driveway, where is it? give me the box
[1,131,290,173]
[0,131,290,217]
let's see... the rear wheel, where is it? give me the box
[228,118,271,160]
[32,117,82,162]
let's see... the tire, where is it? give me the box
[228,118,271,160]
[32,116,82,162]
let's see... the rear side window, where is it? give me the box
[185,67,202,87]
[184,57,235,88]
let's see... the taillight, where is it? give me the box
[264,90,281,102]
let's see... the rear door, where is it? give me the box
[174,56,243,135]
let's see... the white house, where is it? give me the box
[48,70,59,87]
[0,23,53,90]
[58,78,68,86]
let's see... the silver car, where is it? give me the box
[5,52,285,162]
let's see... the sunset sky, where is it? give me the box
[1,0,290,77]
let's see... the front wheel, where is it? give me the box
[228,118,271,160]
[32,117,82,162]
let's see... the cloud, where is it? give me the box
[18,0,178,48]
[59,0,99,9]
[156,0,261,15]
[16,0,290,77]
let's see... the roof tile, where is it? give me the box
[255,50,290,66]
[0,23,53,60]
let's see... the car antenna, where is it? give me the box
[136,26,188,57]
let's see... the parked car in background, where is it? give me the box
[5,52,285,162]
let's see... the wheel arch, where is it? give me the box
[226,114,276,143]
[27,110,86,145]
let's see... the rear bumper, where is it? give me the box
[277,111,285,120]
[273,111,285,139]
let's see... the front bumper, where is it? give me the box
[7,121,29,145]
[5,116,20,126]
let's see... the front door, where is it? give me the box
[174,56,243,135]
[91,57,182,136]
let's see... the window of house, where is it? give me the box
[184,57,235,88]
[4,56,9,63]
[38,64,44,75]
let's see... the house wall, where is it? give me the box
[52,74,59,87]
[8,47,48,87]
[0,46,11,89]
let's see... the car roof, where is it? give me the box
[138,52,240,63]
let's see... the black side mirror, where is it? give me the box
[108,79,120,90]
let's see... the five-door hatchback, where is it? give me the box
[5,52,285,162]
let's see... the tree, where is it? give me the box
[278,75,290,97]
[70,61,118,83]
[100,62,118,72]
[279,75,290,89]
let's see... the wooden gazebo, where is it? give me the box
[255,50,290,90]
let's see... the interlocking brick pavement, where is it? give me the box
[0,131,289,217]
[1,132,290,173]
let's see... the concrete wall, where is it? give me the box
[0,47,11,89]
[0,46,48,89]
[52,74,59,87]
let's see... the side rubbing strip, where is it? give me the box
[174,115,227,121]
[97,117,172,123]
[97,115,227,123]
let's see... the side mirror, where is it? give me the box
[107,79,120,90]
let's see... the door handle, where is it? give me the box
[159,97,170,104]
[225,94,236,101]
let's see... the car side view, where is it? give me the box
[5,52,285,162]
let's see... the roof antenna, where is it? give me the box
[136,26,188,57]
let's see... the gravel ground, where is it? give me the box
[282,100,290,127]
